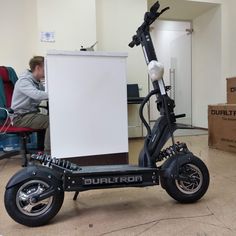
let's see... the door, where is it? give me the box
[150,20,192,126]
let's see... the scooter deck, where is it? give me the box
[75,164,157,174]
[61,164,160,191]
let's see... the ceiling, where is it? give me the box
[147,0,220,21]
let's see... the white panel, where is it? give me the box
[46,51,128,158]
[192,6,222,128]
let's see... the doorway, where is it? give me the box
[149,20,192,126]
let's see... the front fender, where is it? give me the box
[160,152,195,189]
[6,164,63,190]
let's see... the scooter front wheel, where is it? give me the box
[163,156,209,203]
[4,178,64,227]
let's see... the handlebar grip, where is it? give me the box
[150,1,160,13]
[175,114,186,119]
[128,35,140,48]
[128,41,135,48]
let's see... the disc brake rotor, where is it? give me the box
[16,180,53,216]
[175,164,203,194]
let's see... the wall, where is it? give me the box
[36,0,97,55]
[0,0,37,74]
[192,5,222,128]
[147,0,224,128]
[0,0,97,75]
[188,0,222,3]
[221,0,236,77]
[174,0,236,80]
[180,0,236,128]
[191,0,236,127]
[96,0,147,93]
[96,0,148,137]
[3,0,236,131]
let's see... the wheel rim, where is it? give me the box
[16,180,53,216]
[175,164,203,195]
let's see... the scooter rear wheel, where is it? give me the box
[4,178,64,227]
[164,156,209,203]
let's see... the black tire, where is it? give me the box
[4,177,64,227]
[164,156,209,203]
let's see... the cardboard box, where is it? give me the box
[208,104,236,153]
[227,77,236,104]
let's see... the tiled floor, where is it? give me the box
[0,135,236,236]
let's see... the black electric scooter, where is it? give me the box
[4,2,210,227]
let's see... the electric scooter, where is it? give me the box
[4,1,210,227]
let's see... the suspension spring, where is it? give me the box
[157,142,189,162]
[31,153,81,171]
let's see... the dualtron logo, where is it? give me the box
[83,175,143,185]
[211,110,236,116]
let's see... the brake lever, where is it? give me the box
[158,7,170,16]
[144,6,170,27]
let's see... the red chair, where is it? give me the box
[0,66,42,166]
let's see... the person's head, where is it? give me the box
[29,56,45,81]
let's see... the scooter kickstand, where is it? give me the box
[73,191,79,201]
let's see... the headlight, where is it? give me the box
[148,60,164,82]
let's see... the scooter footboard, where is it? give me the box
[63,165,160,191]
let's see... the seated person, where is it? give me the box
[11,56,50,153]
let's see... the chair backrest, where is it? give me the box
[0,67,17,121]
[127,84,140,98]
[0,67,15,108]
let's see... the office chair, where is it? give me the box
[127,84,145,137]
[0,66,43,166]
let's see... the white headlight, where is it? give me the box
[148,60,164,82]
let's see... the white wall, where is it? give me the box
[192,5,222,128]
[3,0,236,131]
[178,0,236,128]
[191,0,236,127]
[0,0,37,74]
[96,0,148,137]
[0,0,97,74]
[188,0,222,3]
[96,0,148,94]
[36,0,96,55]
[221,0,236,77]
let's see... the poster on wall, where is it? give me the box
[40,31,55,42]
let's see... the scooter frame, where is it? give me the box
[4,1,210,227]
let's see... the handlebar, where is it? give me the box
[128,1,169,48]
